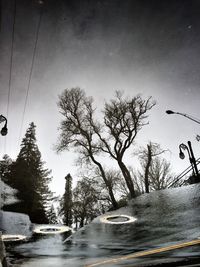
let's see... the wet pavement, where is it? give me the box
[3,183,200,266]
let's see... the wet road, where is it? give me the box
[4,184,200,266]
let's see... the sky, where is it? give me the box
[0,0,200,196]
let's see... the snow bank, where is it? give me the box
[0,180,19,207]
[0,211,32,236]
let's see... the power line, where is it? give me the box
[18,4,43,145]
[6,0,16,119]
[4,0,17,154]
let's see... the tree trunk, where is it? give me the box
[90,155,119,209]
[118,161,135,198]
[75,217,78,230]
[107,184,118,209]
[144,144,152,193]
[80,217,84,228]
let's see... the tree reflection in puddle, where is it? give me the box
[4,184,200,267]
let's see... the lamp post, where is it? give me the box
[0,115,8,209]
[179,141,199,183]
[166,110,200,125]
[0,115,8,267]
[167,109,200,183]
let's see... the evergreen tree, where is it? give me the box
[62,173,73,226]
[3,122,53,223]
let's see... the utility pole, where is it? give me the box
[187,141,199,177]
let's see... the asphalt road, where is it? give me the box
[3,183,200,267]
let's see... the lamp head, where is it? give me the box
[179,150,185,160]
[1,122,8,136]
[166,110,175,114]
[180,143,187,150]
[179,144,186,160]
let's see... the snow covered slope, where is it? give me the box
[0,211,32,236]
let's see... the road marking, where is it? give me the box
[85,239,200,267]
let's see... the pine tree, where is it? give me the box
[3,122,53,224]
[62,173,73,226]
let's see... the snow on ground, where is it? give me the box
[0,211,32,236]
[0,180,19,208]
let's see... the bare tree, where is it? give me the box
[130,168,145,195]
[149,157,176,190]
[93,91,156,198]
[57,88,156,205]
[73,178,100,228]
[138,142,166,193]
[95,167,129,202]
[56,88,118,209]
[138,142,176,192]
[78,167,116,211]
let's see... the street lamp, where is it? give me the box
[179,145,185,160]
[0,115,8,136]
[0,115,8,211]
[0,114,8,266]
[179,141,199,183]
[166,110,200,125]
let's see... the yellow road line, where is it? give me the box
[85,239,200,267]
